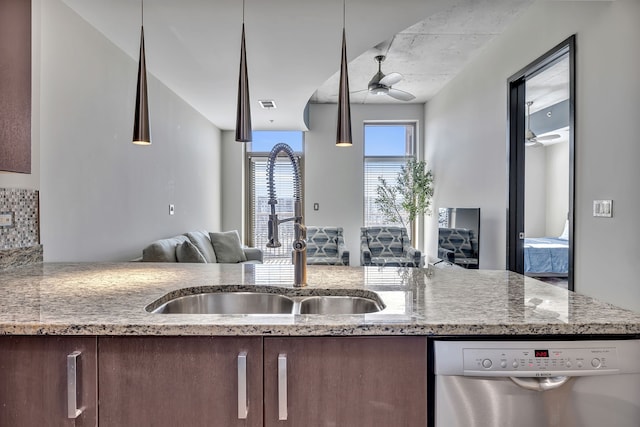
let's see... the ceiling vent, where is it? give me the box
[258,100,277,109]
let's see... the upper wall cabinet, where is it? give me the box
[0,0,31,174]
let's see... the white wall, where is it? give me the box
[425,0,640,312]
[545,141,569,236]
[524,141,569,238]
[39,0,222,262]
[221,103,425,265]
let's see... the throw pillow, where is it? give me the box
[209,230,247,263]
[176,240,207,263]
[185,230,217,263]
[142,235,190,262]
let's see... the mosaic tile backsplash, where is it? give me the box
[0,188,39,250]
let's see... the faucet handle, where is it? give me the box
[267,214,281,248]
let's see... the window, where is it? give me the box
[363,123,416,230]
[246,131,304,263]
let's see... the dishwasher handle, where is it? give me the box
[510,376,571,391]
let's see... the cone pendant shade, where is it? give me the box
[132,26,151,145]
[336,28,352,146]
[235,23,252,142]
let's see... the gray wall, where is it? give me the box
[38,0,222,262]
[221,103,425,266]
[524,146,547,237]
[425,0,640,312]
[220,130,245,238]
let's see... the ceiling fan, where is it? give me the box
[525,101,561,147]
[366,55,416,101]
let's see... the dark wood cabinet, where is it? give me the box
[0,0,31,173]
[98,336,263,427]
[263,336,428,427]
[2,335,426,426]
[0,336,97,427]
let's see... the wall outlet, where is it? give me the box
[593,200,612,217]
[169,204,175,216]
[0,212,13,227]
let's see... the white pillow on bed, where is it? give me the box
[558,219,569,240]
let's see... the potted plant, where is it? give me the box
[374,159,434,240]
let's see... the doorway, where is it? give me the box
[507,36,575,290]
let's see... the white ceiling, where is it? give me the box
[526,56,570,113]
[312,0,534,105]
[62,0,534,132]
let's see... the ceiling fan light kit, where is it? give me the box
[365,55,415,101]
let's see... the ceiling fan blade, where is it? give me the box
[525,140,543,148]
[535,133,561,141]
[379,72,403,87]
[387,88,416,101]
[328,88,369,97]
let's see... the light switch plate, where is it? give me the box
[169,204,175,215]
[593,200,613,217]
[0,212,13,227]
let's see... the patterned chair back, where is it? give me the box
[306,226,342,257]
[438,228,476,259]
[361,226,408,258]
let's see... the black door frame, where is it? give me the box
[507,35,576,290]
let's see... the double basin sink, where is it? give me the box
[146,289,385,315]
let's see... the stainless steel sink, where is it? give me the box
[150,292,294,314]
[147,290,385,315]
[299,296,383,315]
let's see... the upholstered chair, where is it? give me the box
[360,226,422,267]
[437,228,478,268]
[302,226,350,266]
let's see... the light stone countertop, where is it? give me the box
[1,262,639,336]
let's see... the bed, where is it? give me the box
[524,237,569,276]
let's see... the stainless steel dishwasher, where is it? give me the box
[433,339,640,427]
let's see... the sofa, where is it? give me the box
[141,230,263,264]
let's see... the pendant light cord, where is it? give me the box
[342,0,345,30]
[141,0,144,27]
[243,0,245,24]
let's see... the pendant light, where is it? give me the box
[132,0,151,145]
[336,0,352,147]
[235,0,252,142]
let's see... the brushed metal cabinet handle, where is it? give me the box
[67,351,83,419]
[238,351,248,419]
[278,353,288,421]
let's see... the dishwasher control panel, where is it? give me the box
[434,340,640,377]
[463,345,619,376]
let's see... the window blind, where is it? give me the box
[363,158,408,227]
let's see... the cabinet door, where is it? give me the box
[99,336,262,427]
[264,336,427,427]
[0,336,97,427]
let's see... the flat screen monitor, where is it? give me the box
[437,208,480,269]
